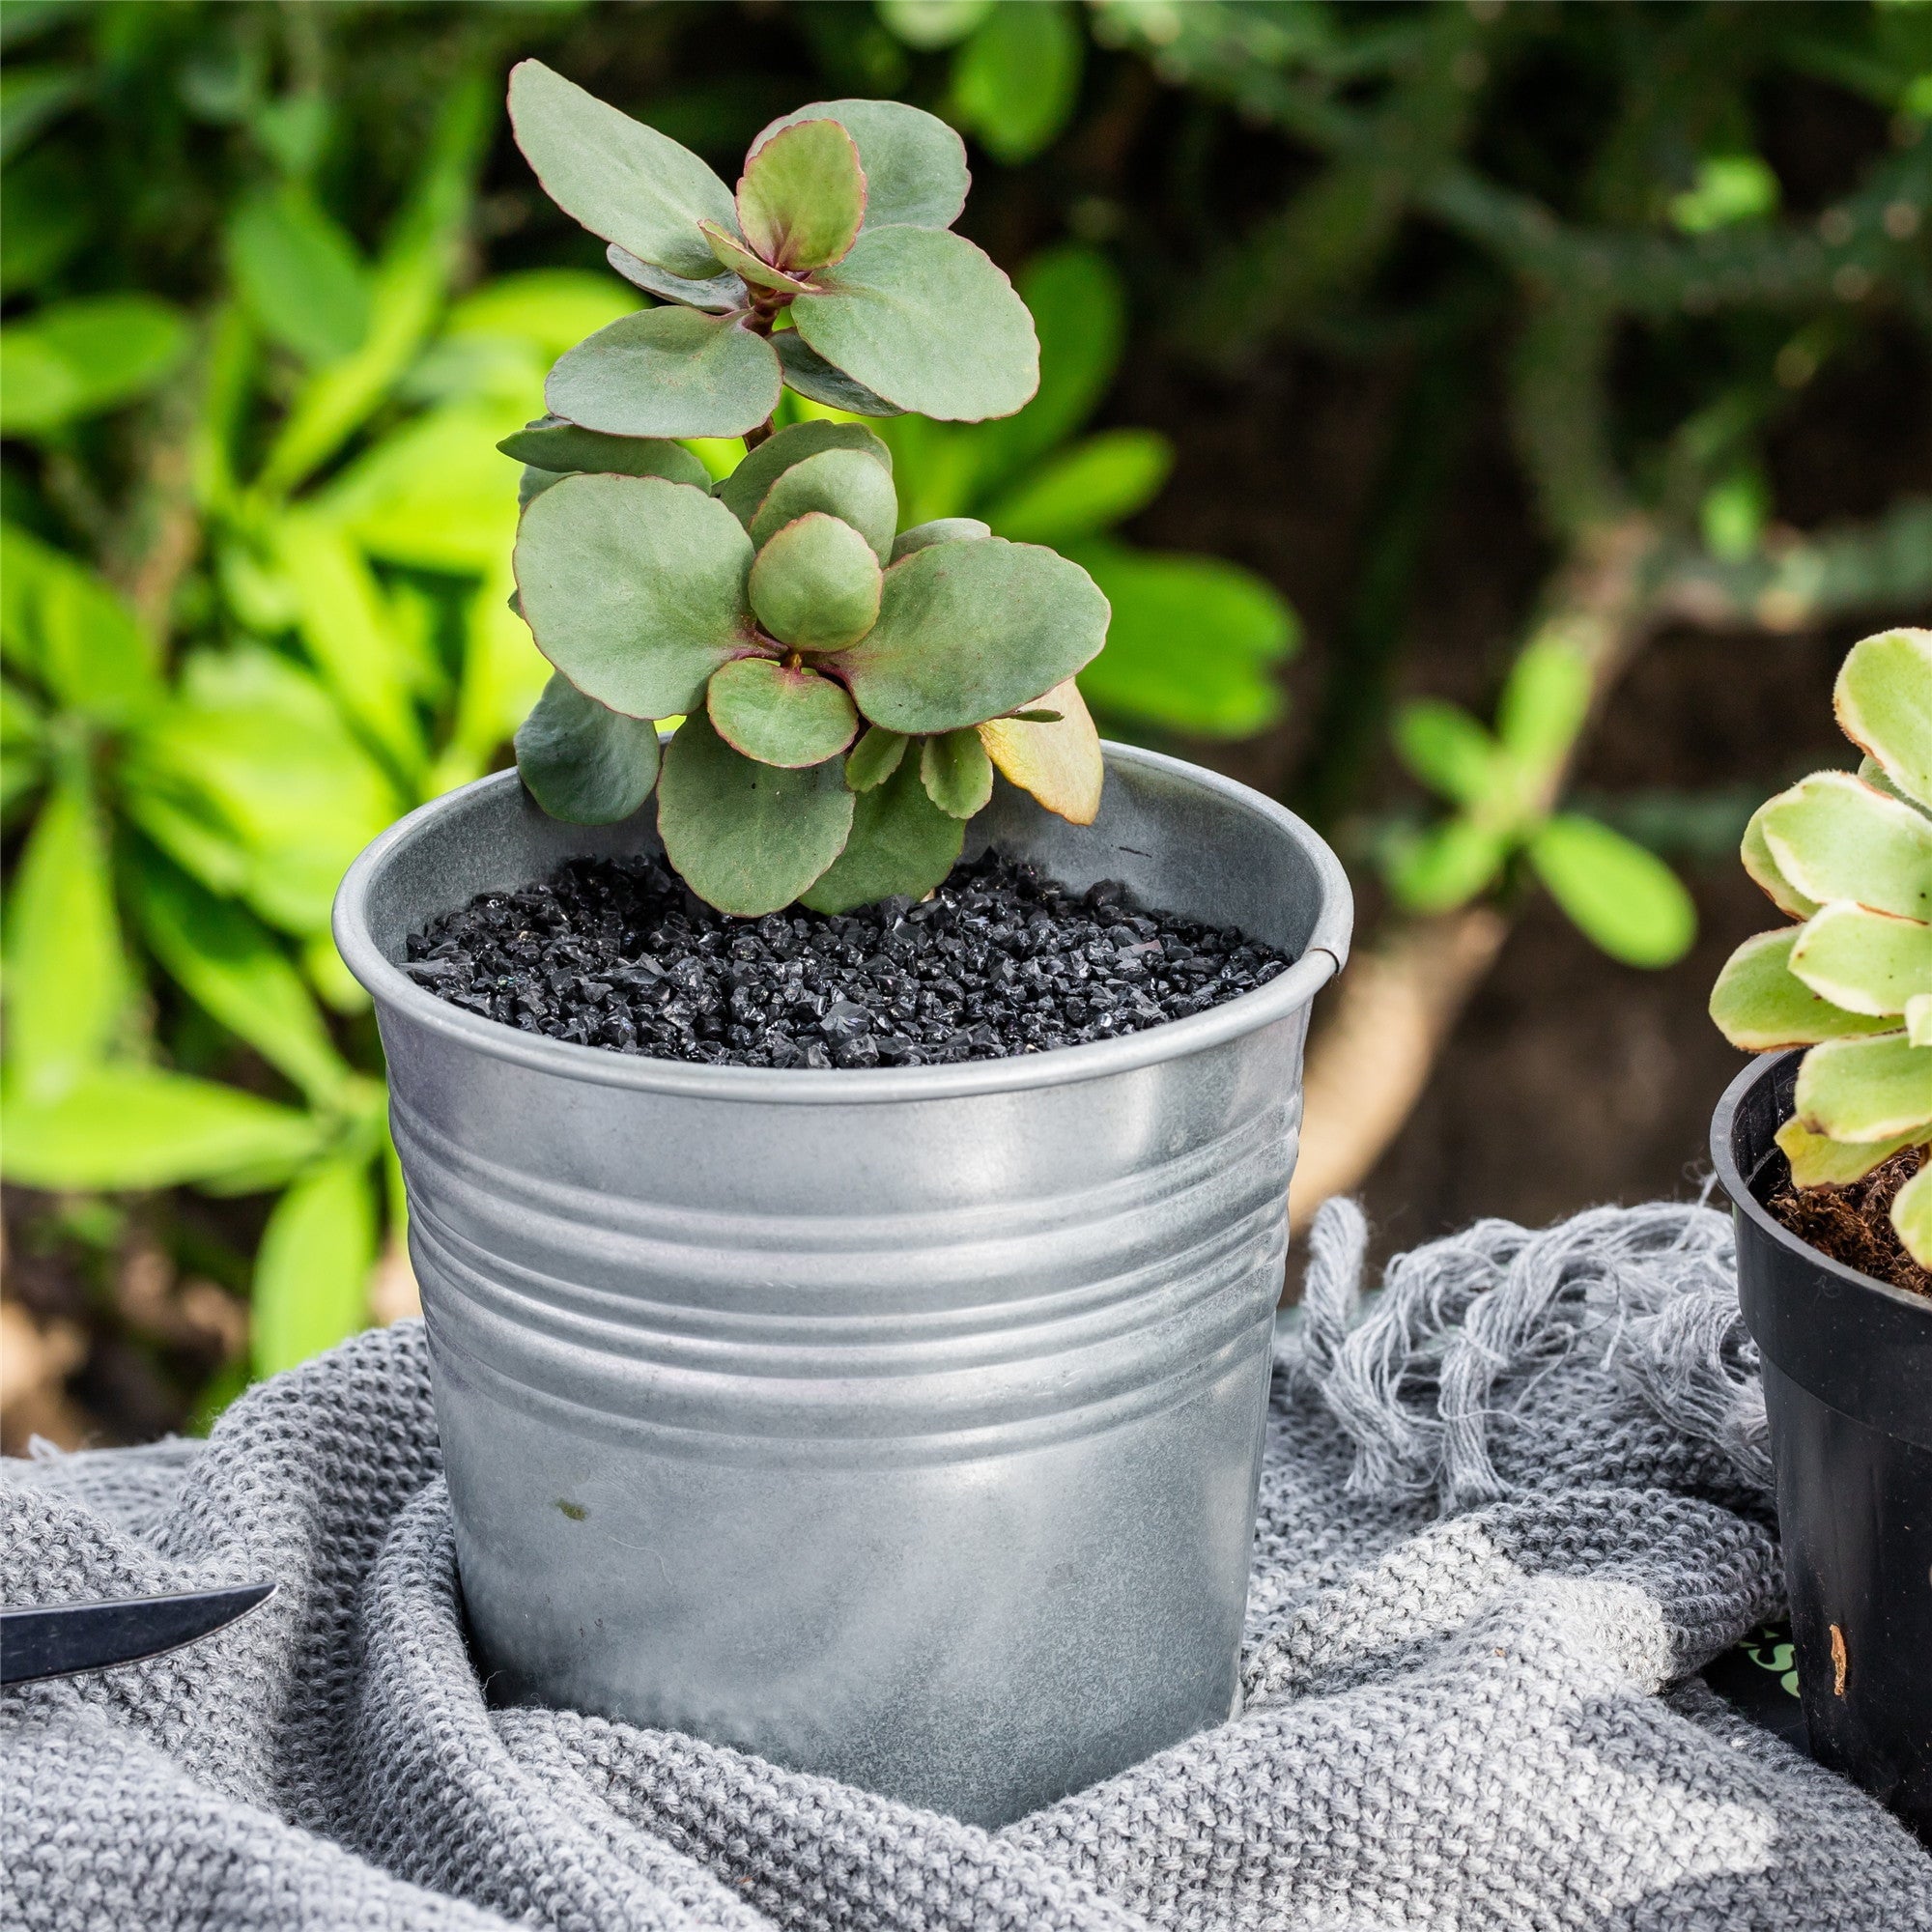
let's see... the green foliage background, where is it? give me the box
[2,0,1929,1438]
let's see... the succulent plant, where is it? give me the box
[498,69,1110,918]
[1711,628,1932,1264]
[505,61,1038,435]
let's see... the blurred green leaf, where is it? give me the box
[443,270,639,363]
[226,183,371,367]
[260,73,489,495]
[319,402,522,574]
[0,295,191,435]
[1393,700,1498,808]
[274,512,426,776]
[0,64,87,163]
[3,771,128,1104]
[0,523,163,727]
[0,145,89,294]
[981,429,1172,545]
[0,676,45,816]
[879,0,993,50]
[1,1067,326,1192]
[1070,541,1294,738]
[124,648,402,936]
[1700,466,1770,563]
[1496,636,1592,778]
[951,1,1084,165]
[1385,817,1510,914]
[1669,155,1779,234]
[128,853,353,1105]
[250,1151,377,1376]
[1528,813,1697,967]
[963,244,1123,493]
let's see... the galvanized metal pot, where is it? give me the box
[335,746,1351,1826]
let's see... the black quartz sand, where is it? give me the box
[405,851,1293,1069]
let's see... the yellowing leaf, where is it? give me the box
[979,677,1101,824]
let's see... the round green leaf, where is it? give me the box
[748,513,884,651]
[773,329,906,417]
[1775,1117,1916,1189]
[1760,771,1932,921]
[546,307,781,440]
[606,242,745,312]
[892,518,990,560]
[707,656,858,768]
[498,417,711,487]
[1710,927,1900,1050]
[799,753,964,914]
[737,117,867,270]
[1742,802,1820,919]
[1527,813,1696,968]
[1835,628,1932,810]
[507,60,738,281]
[716,418,894,528]
[845,724,908,791]
[1796,1032,1932,1143]
[1890,1158,1932,1267]
[754,99,968,231]
[793,226,1038,422]
[749,448,898,562]
[513,473,754,719]
[516,670,662,823]
[838,537,1109,734]
[698,219,819,296]
[1790,900,1932,1017]
[920,727,993,819]
[657,711,854,917]
[1393,700,1499,809]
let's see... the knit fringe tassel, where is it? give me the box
[1289,1197,1771,1511]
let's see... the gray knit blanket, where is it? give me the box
[6,1201,1929,1931]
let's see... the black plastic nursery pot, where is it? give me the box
[1712,1050,1932,1842]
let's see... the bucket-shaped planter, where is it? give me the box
[1712,1050,1932,1842]
[335,744,1351,1826]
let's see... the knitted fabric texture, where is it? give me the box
[5,1200,1928,1930]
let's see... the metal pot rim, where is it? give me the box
[334,743,1352,1106]
[1710,1047,1932,1320]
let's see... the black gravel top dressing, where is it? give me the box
[405,851,1293,1069]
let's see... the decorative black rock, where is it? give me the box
[406,851,1293,1068]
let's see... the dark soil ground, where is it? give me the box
[1768,1147,1932,1299]
[408,850,1292,1068]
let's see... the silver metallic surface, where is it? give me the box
[335,747,1351,1826]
